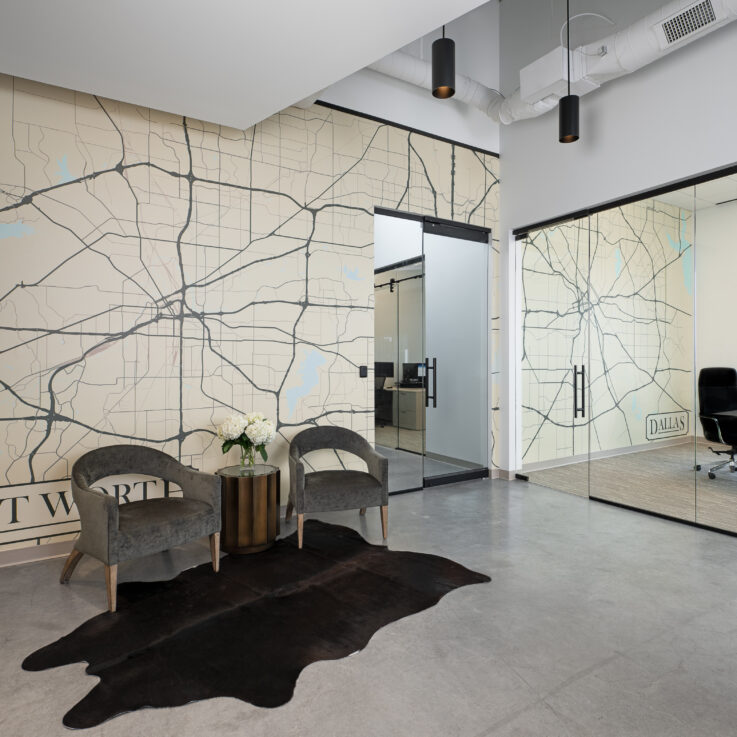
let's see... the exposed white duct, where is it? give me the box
[361,0,737,125]
[366,50,558,124]
[582,0,737,83]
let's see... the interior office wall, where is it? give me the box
[321,2,500,153]
[373,268,423,380]
[522,198,694,467]
[0,73,499,554]
[695,202,737,385]
[397,272,424,372]
[374,287,397,368]
[499,0,737,234]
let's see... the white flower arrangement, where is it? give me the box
[217,413,248,441]
[245,419,276,447]
[216,412,276,468]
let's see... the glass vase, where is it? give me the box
[239,445,255,470]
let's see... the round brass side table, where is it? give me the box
[217,464,281,554]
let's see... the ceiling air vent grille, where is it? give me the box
[662,0,717,44]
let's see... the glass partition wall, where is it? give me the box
[520,170,737,534]
[694,175,737,532]
[521,186,699,521]
[520,216,591,497]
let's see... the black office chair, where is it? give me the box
[698,367,737,479]
[374,362,394,427]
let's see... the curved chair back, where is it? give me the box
[72,444,187,490]
[289,426,373,464]
[699,368,737,443]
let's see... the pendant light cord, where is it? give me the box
[566,0,571,96]
[442,25,445,39]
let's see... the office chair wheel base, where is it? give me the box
[709,472,716,480]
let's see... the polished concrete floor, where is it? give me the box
[377,444,468,491]
[5,478,737,736]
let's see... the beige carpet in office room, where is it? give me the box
[527,439,737,531]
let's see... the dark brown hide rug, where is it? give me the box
[23,520,490,729]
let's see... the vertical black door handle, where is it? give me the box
[580,364,586,418]
[573,364,586,419]
[425,357,431,408]
[425,357,438,408]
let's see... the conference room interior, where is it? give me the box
[520,172,737,531]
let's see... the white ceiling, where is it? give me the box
[656,175,737,211]
[0,0,487,131]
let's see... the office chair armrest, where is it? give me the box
[701,415,727,445]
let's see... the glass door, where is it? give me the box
[587,191,696,520]
[520,217,590,497]
[422,221,490,484]
[374,262,424,492]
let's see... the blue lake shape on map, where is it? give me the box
[631,395,643,421]
[286,350,327,416]
[666,214,693,295]
[343,265,363,281]
[0,221,33,239]
[56,155,74,184]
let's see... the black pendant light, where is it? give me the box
[432,26,455,99]
[559,0,579,143]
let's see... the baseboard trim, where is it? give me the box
[522,435,694,473]
[0,539,74,568]
[590,496,737,540]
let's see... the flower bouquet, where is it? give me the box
[217,412,276,469]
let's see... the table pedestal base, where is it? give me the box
[219,468,280,555]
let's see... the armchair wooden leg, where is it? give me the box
[359,507,366,516]
[380,505,388,540]
[209,532,220,573]
[105,564,118,613]
[297,513,304,549]
[59,549,84,584]
[286,500,294,522]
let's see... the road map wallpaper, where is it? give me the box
[0,74,499,551]
[521,200,694,466]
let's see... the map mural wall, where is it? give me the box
[0,74,499,552]
[521,199,694,467]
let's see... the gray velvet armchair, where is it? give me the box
[287,427,389,548]
[60,445,222,612]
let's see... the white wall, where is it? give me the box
[321,1,501,153]
[499,0,737,233]
[696,201,737,378]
